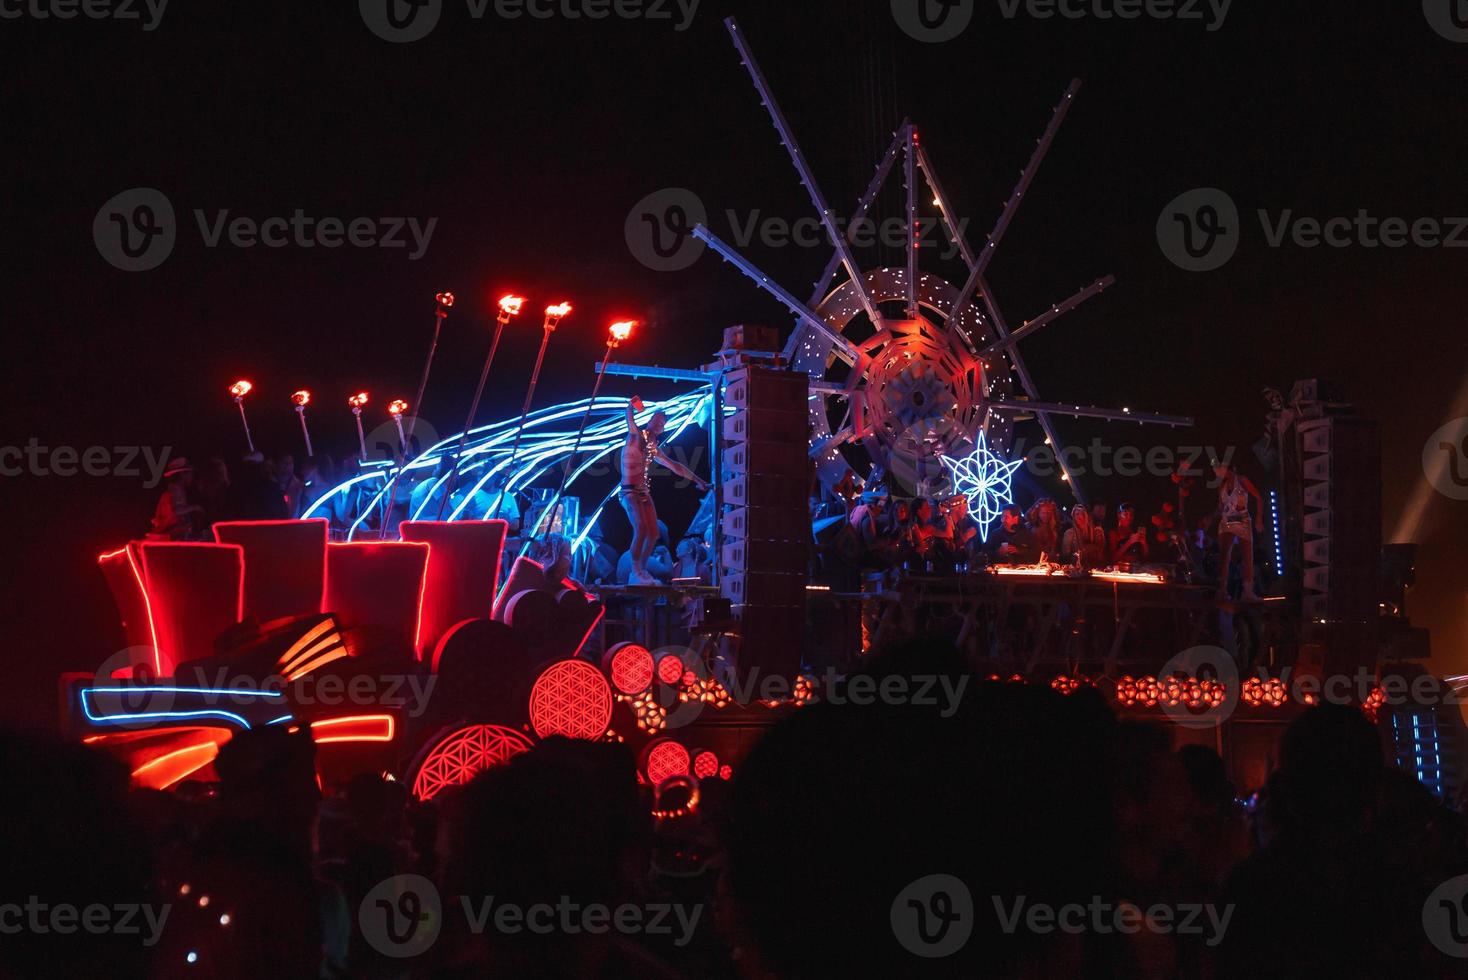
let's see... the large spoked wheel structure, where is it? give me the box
[794,267,1015,493]
[696,18,1192,502]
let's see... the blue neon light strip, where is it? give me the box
[81,687,289,732]
[309,388,717,539]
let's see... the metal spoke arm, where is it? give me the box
[986,401,1193,427]
[976,276,1115,358]
[693,224,861,364]
[904,123,919,319]
[786,121,908,361]
[725,16,885,332]
[975,78,1082,280]
[917,142,1090,503]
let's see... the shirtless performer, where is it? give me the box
[621,395,708,586]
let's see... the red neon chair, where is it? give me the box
[213,519,329,622]
[125,542,245,676]
[323,541,430,653]
[399,519,508,660]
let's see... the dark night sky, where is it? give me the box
[2,0,1465,729]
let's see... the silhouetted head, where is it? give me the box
[647,411,668,437]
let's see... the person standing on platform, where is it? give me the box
[1212,461,1264,602]
[619,396,708,586]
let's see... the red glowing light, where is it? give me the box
[388,399,409,417]
[602,642,655,696]
[348,392,370,409]
[410,723,534,801]
[608,320,637,343]
[498,294,527,317]
[545,302,573,319]
[229,380,253,399]
[691,749,719,780]
[291,389,311,407]
[643,738,691,786]
[529,659,614,741]
[656,654,685,686]
[310,714,396,745]
[436,291,455,309]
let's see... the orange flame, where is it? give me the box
[292,389,311,407]
[545,302,573,319]
[348,392,370,409]
[609,320,637,343]
[498,294,526,317]
[388,399,409,417]
[229,380,253,399]
[435,291,455,309]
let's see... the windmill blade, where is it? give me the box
[904,123,920,319]
[986,400,1193,427]
[693,224,861,364]
[725,17,886,332]
[917,142,1089,501]
[785,120,909,361]
[975,78,1082,280]
[976,276,1116,358]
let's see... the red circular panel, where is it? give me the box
[656,654,684,686]
[691,749,719,780]
[603,642,655,696]
[529,659,614,741]
[643,739,691,786]
[411,724,534,802]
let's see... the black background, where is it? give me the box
[2,0,1465,729]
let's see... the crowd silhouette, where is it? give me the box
[3,636,1465,978]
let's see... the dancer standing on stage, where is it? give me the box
[621,395,708,586]
[1212,460,1264,602]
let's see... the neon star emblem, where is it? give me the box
[940,432,1024,542]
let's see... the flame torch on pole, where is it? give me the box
[349,392,371,463]
[229,380,256,455]
[292,389,314,457]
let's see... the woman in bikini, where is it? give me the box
[1212,460,1265,602]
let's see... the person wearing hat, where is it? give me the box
[149,457,203,540]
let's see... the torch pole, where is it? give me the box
[492,312,563,520]
[296,406,314,457]
[353,407,368,463]
[436,309,512,521]
[379,294,453,539]
[533,339,618,537]
[236,399,255,455]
